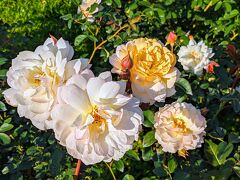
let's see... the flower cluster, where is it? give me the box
[4,33,211,165]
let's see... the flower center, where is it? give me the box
[130,43,175,80]
[173,118,191,134]
[191,50,201,59]
[89,106,108,135]
[26,64,60,96]
[91,107,106,125]
[26,68,44,87]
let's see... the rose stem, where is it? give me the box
[74,159,81,178]
[104,162,116,180]
[88,24,129,64]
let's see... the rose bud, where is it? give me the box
[121,54,133,70]
[166,32,177,46]
[205,61,220,74]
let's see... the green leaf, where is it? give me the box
[176,78,193,95]
[223,2,232,12]
[126,150,140,161]
[138,1,152,7]
[4,117,12,123]
[0,123,14,133]
[1,166,9,174]
[204,140,221,167]
[233,166,240,177]
[142,147,154,161]
[204,140,233,167]
[143,110,154,127]
[26,146,38,156]
[105,0,112,6]
[0,133,11,145]
[60,14,72,21]
[217,142,233,164]
[200,83,209,89]
[223,9,239,19]
[74,35,88,46]
[164,0,174,6]
[89,3,98,13]
[143,130,156,147]
[122,174,134,180]
[114,159,124,172]
[114,0,122,8]
[87,35,98,42]
[209,127,226,138]
[0,57,7,65]
[0,101,7,111]
[214,1,222,11]
[168,157,178,173]
[67,19,72,29]
[228,134,240,144]
[0,69,7,78]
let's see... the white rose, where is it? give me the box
[51,71,143,165]
[177,38,214,76]
[3,37,93,130]
[154,102,206,157]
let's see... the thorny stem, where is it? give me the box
[74,159,81,178]
[105,162,116,180]
[88,24,129,64]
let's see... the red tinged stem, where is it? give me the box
[75,159,81,177]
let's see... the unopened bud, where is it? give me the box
[121,54,133,70]
[49,34,58,45]
[189,35,194,40]
[166,32,177,46]
[205,61,220,74]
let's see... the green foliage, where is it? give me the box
[204,140,233,167]
[0,0,240,179]
[143,131,156,148]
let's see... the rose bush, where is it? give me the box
[0,0,240,179]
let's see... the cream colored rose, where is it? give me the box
[3,37,93,130]
[110,38,180,104]
[77,0,101,22]
[177,38,214,76]
[51,71,143,165]
[154,102,206,155]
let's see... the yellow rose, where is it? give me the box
[110,38,180,104]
